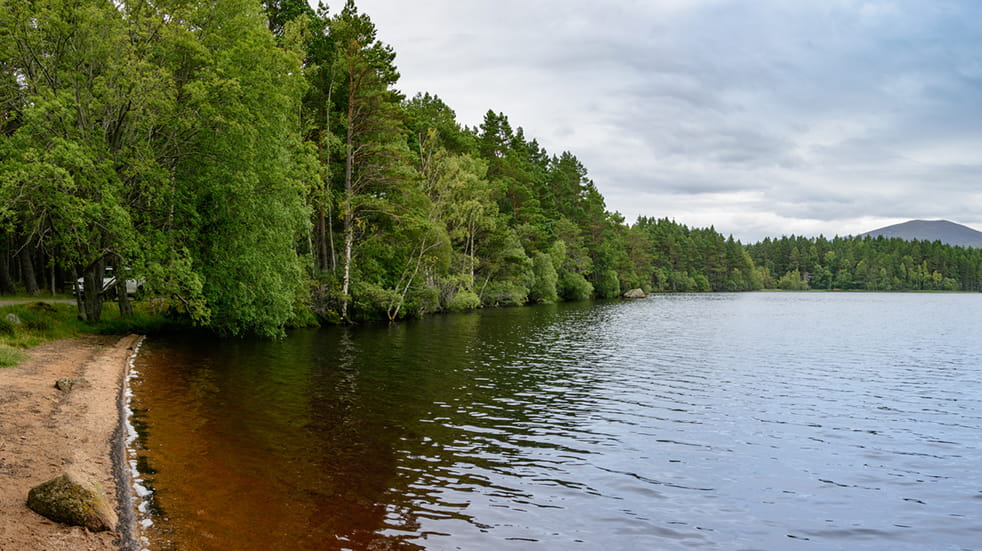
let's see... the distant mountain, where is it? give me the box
[861,220,982,248]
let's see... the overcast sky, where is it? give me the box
[348,0,982,243]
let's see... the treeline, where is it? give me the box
[748,235,982,291]
[2,0,762,335]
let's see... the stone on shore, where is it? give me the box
[26,471,117,532]
[55,377,89,392]
[622,288,646,299]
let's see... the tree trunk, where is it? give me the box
[317,205,329,272]
[116,275,133,317]
[73,271,85,319]
[468,227,476,285]
[323,69,337,274]
[340,142,354,320]
[340,82,356,322]
[20,244,40,296]
[327,199,336,272]
[79,259,106,322]
[0,243,14,295]
[340,212,353,321]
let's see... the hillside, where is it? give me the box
[861,220,982,249]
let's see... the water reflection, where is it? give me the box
[131,294,982,550]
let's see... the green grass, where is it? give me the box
[0,343,26,367]
[0,299,177,368]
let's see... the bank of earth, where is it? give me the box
[0,334,141,551]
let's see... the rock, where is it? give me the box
[55,377,89,392]
[26,471,117,532]
[622,288,646,299]
[4,313,22,325]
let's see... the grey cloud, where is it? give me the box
[358,0,982,241]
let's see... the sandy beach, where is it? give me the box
[0,334,141,551]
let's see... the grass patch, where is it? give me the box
[0,302,87,349]
[0,343,26,367]
[0,299,178,367]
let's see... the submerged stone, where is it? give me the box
[26,471,117,532]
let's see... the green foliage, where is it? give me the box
[628,218,760,293]
[747,235,982,292]
[1,0,312,336]
[447,290,481,312]
[530,252,559,303]
[406,286,441,317]
[482,281,529,307]
[558,271,594,301]
[778,269,810,291]
[350,279,401,320]
[595,269,621,299]
[170,0,311,337]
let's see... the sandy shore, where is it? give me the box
[0,334,142,551]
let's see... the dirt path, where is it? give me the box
[0,334,141,551]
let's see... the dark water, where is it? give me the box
[129,293,982,550]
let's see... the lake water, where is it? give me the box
[128,293,982,550]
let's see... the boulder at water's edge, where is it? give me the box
[622,288,646,299]
[26,471,117,532]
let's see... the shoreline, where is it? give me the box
[0,334,143,551]
[114,335,144,551]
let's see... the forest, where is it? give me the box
[748,235,982,292]
[1,0,980,337]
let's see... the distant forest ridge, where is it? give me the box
[2,1,981,337]
[860,220,982,249]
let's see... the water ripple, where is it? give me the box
[131,293,982,551]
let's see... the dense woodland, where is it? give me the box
[748,235,982,292]
[1,1,980,336]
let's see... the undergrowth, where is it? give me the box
[0,300,178,367]
[0,343,26,367]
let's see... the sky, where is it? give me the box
[345,0,982,243]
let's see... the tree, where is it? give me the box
[0,0,168,321]
[330,1,411,321]
[425,150,496,287]
[168,0,312,336]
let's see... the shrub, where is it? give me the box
[447,290,481,312]
[481,281,528,307]
[558,271,594,301]
[350,280,401,320]
[595,269,621,298]
[407,286,441,317]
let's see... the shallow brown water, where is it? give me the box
[129,294,982,550]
